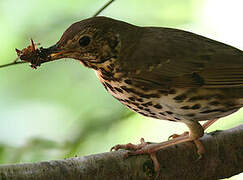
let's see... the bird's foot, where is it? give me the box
[111,138,160,171]
[111,135,206,172]
[169,131,205,157]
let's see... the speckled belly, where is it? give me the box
[96,70,241,122]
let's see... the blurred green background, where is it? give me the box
[0,0,242,179]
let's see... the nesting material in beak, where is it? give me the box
[15,39,67,69]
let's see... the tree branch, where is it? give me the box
[92,0,115,17]
[0,125,242,180]
[0,61,26,68]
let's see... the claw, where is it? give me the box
[168,132,189,140]
[110,138,149,152]
[194,139,205,156]
[110,142,138,151]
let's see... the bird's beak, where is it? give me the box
[35,44,74,68]
[45,44,71,61]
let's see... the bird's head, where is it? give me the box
[17,16,139,70]
[44,16,136,69]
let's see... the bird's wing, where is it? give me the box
[121,27,243,89]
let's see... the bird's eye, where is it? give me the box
[79,36,91,47]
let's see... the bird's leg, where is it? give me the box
[202,118,218,130]
[111,121,205,172]
[169,118,219,139]
[177,121,205,155]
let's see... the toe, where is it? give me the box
[168,132,189,140]
[193,139,205,156]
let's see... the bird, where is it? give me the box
[17,16,243,171]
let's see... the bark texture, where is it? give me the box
[0,125,242,180]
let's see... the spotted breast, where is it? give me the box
[95,58,241,124]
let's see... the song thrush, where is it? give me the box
[18,16,243,171]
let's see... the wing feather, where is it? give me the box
[121,27,243,89]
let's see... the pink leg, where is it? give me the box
[202,119,218,130]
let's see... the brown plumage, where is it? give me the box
[17,16,243,171]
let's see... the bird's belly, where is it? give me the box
[97,75,241,122]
